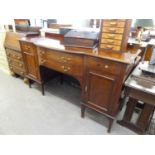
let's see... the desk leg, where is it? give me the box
[81,104,86,118]
[107,119,114,133]
[28,79,31,88]
[41,83,45,96]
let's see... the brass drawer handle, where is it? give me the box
[67,67,71,70]
[19,64,23,67]
[108,34,115,38]
[110,22,117,26]
[61,66,65,69]
[67,58,71,61]
[109,28,116,32]
[17,56,21,59]
[105,65,109,69]
[41,59,46,64]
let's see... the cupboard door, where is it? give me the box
[23,51,40,80]
[85,70,117,113]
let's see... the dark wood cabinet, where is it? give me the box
[4,32,26,77]
[84,70,117,113]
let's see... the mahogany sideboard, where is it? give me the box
[19,36,140,132]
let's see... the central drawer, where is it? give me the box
[38,47,84,77]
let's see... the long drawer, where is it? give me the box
[38,47,84,78]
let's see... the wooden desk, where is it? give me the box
[118,62,155,134]
[19,36,140,132]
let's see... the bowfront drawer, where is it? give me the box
[8,58,25,70]
[102,33,123,40]
[38,47,84,77]
[102,27,124,34]
[103,21,125,28]
[101,39,122,46]
[20,42,35,54]
[86,56,121,75]
[6,49,22,61]
[100,44,120,51]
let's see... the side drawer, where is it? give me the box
[8,58,25,70]
[102,27,124,34]
[101,33,123,40]
[101,39,122,46]
[100,44,120,51]
[86,56,121,75]
[103,21,125,28]
[10,65,25,76]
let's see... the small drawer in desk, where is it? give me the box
[86,57,121,75]
[100,44,120,51]
[102,27,124,34]
[20,42,35,54]
[101,39,121,46]
[101,33,123,40]
[103,21,125,28]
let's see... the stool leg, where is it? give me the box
[136,104,155,133]
[81,105,86,118]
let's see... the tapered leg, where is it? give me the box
[107,119,114,133]
[41,83,45,96]
[28,79,31,88]
[81,105,86,118]
[60,74,64,84]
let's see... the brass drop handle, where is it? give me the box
[19,64,23,67]
[17,56,21,59]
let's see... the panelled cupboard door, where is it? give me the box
[23,51,39,80]
[84,70,117,113]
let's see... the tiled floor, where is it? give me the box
[0,70,136,134]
